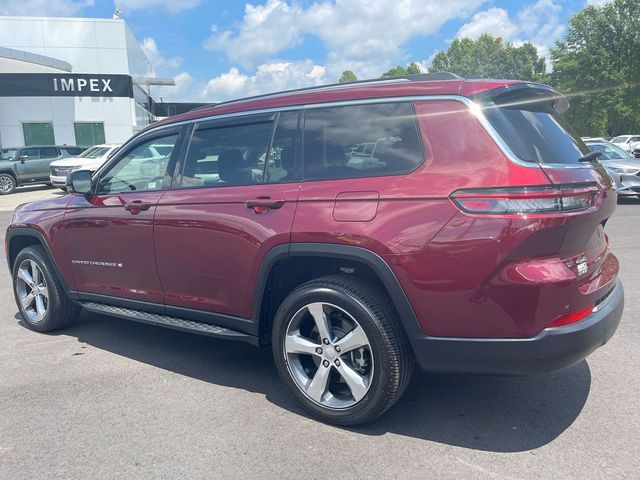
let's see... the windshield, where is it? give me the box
[611,136,630,144]
[587,143,634,161]
[481,100,588,165]
[79,146,109,159]
[1,149,18,161]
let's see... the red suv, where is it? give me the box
[6,74,624,425]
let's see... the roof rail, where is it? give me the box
[208,71,462,109]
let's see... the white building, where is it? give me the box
[0,16,174,148]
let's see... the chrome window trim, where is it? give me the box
[134,94,595,171]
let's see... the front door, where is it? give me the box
[154,111,301,327]
[15,148,42,182]
[62,128,185,306]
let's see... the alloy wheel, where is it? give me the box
[16,259,49,323]
[284,302,374,409]
[0,175,14,193]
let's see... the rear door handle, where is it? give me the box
[245,197,285,214]
[124,200,152,213]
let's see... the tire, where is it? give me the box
[0,173,16,195]
[272,274,414,425]
[12,245,80,332]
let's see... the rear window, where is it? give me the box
[480,90,588,165]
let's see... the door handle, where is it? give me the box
[124,200,152,213]
[245,197,285,214]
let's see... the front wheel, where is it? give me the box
[12,246,80,332]
[272,275,413,425]
[0,173,16,195]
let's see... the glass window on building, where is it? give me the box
[74,123,106,147]
[23,123,55,146]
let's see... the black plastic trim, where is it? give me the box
[252,243,422,335]
[410,281,624,375]
[5,227,71,293]
[77,291,258,336]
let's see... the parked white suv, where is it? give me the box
[50,144,120,190]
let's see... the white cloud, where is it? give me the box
[140,37,183,76]
[455,0,565,70]
[205,0,304,67]
[202,60,327,102]
[0,0,93,16]
[205,0,486,76]
[114,0,201,14]
[585,0,610,5]
[456,8,518,40]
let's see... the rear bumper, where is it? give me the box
[410,280,624,375]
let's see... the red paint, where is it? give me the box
[6,77,620,342]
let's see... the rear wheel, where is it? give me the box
[12,246,80,332]
[0,173,16,195]
[272,275,413,425]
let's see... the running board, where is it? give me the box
[80,301,258,345]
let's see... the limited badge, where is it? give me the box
[577,256,588,276]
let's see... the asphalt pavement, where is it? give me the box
[0,187,638,479]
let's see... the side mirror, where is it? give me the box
[67,169,93,195]
[19,155,28,163]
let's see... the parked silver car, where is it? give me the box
[586,141,640,197]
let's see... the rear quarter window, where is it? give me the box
[302,102,424,180]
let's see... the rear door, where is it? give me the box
[154,111,301,329]
[36,147,61,180]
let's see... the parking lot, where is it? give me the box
[0,186,638,480]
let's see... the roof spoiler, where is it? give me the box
[471,83,570,114]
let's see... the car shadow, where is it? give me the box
[18,311,591,453]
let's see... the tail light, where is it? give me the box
[451,185,599,215]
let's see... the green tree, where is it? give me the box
[381,62,422,77]
[338,70,358,83]
[429,34,546,82]
[550,0,640,136]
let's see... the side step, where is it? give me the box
[80,301,258,345]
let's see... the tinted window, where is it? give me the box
[63,147,85,156]
[266,111,298,182]
[483,102,588,165]
[97,134,178,194]
[21,148,39,158]
[23,123,54,146]
[611,136,628,143]
[180,117,273,188]
[303,102,423,180]
[39,147,59,158]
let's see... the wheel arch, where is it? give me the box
[6,228,71,292]
[253,243,421,346]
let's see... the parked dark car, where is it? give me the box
[5,74,624,425]
[0,145,85,194]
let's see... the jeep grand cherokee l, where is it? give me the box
[5,74,624,425]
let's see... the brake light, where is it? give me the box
[547,306,594,328]
[451,185,598,215]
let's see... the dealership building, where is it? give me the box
[0,15,177,148]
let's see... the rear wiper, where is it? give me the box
[578,151,602,163]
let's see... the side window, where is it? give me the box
[21,148,39,159]
[97,133,178,194]
[303,102,423,180]
[179,118,273,188]
[266,111,298,182]
[39,147,59,158]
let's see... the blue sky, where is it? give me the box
[0,0,607,101]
